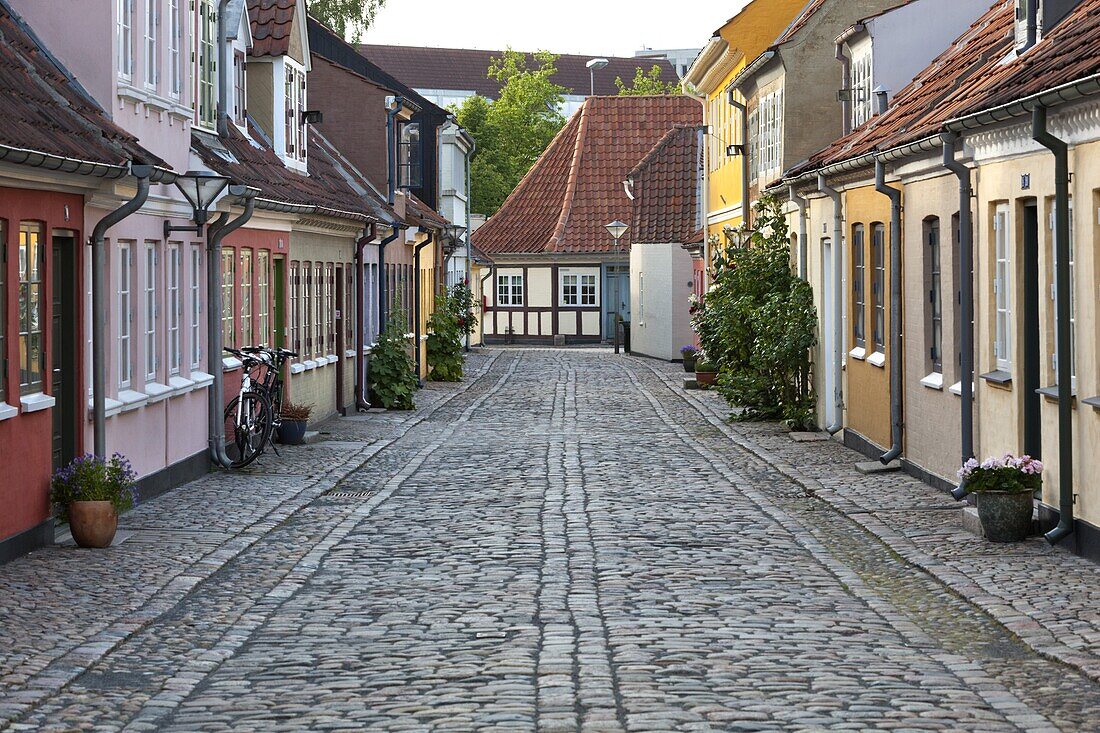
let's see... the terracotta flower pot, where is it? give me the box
[976,490,1034,542]
[695,370,718,388]
[68,500,118,548]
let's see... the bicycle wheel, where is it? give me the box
[223,390,273,468]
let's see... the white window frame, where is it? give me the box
[284,60,307,163]
[580,274,597,306]
[312,264,323,357]
[118,242,133,388]
[168,0,181,98]
[195,0,216,129]
[167,242,181,375]
[850,51,873,128]
[189,245,202,369]
[257,250,270,346]
[144,242,159,382]
[993,205,1012,371]
[118,0,134,81]
[497,274,523,306]
[561,274,579,306]
[221,249,234,349]
[239,249,253,347]
[145,0,159,90]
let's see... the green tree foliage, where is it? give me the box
[368,298,418,409]
[308,0,385,41]
[615,65,681,96]
[692,196,818,429]
[453,50,566,215]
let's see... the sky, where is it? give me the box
[361,0,751,57]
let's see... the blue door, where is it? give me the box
[602,264,630,339]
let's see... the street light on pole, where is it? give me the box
[586,58,609,96]
[605,220,629,353]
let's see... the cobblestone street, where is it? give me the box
[6,348,1100,731]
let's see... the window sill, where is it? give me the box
[222,356,243,372]
[345,349,357,359]
[1082,396,1100,411]
[191,371,214,388]
[867,351,886,368]
[920,372,944,391]
[20,392,55,413]
[168,375,196,397]
[324,354,339,364]
[289,363,306,375]
[0,402,19,421]
[980,369,1013,387]
[87,396,125,419]
[1037,385,1077,405]
[302,359,318,371]
[949,381,963,397]
[849,347,867,361]
[117,389,149,413]
[145,382,173,403]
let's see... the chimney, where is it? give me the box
[873,87,889,116]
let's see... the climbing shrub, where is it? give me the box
[369,299,418,409]
[692,195,818,429]
[427,287,465,382]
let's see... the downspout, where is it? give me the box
[89,165,154,457]
[789,185,808,280]
[1025,0,1038,52]
[685,87,711,286]
[354,223,376,411]
[378,226,402,331]
[413,233,435,380]
[837,40,852,136]
[479,269,492,345]
[943,134,977,500]
[1033,106,1074,545]
[465,138,476,351]
[207,195,256,468]
[728,91,752,230]
[818,174,844,434]
[216,0,230,137]
[875,160,903,464]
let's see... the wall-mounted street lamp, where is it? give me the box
[587,58,609,96]
[605,219,628,246]
[164,170,231,238]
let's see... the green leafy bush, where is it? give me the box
[692,195,818,429]
[427,282,479,382]
[369,301,418,410]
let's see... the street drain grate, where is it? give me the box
[321,488,378,500]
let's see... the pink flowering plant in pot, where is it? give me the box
[959,454,1042,543]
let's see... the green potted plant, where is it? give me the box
[277,400,313,445]
[50,454,136,548]
[680,345,699,372]
[959,454,1042,542]
[694,352,718,388]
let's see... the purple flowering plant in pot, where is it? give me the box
[50,453,137,548]
[680,345,699,372]
[959,454,1042,543]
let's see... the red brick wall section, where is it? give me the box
[0,186,85,542]
[309,57,391,191]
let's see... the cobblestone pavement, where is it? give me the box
[4,348,1100,731]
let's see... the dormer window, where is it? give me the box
[850,50,873,128]
[196,0,216,129]
[284,62,306,163]
[398,121,422,189]
[1016,0,1043,50]
[233,51,246,124]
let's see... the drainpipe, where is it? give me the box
[480,269,492,344]
[354,223,376,411]
[378,226,402,331]
[89,165,155,457]
[1025,0,1038,52]
[386,97,404,205]
[837,42,852,136]
[943,134,976,499]
[1033,106,1074,545]
[728,92,752,230]
[216,0,231,137]
[207,194,256,468]
[875,160,903,464]
[789,185,808,280]
[818,174,844,434]
[685,88,711,286]
[413,232,435,380]
[465,138,476,352]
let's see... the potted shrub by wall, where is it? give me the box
[50,454,136,548]
[277,401,313,445]
[694,353,718,388]
[680,345,699,372]
[959,454,1042,542]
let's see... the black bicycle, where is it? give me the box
[223,345,297,468]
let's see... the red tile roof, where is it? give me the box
[404,192,448,230]
[356,45,679,99]
[248,0,296,58]
[0,0,161,171]
[629,125,704,245]
[191,123,389,222]
[786,0,1100,181]
[472,95,701,256]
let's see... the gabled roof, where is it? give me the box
[356,45,678,99]
[472,95,700,256]
[191,122,388,222]
[785,0,1100,181]
[0,0,162,174]
[629,125,704,245]
[248,0,296,58]
[774,0,829,45]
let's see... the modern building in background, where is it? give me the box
[635,47,700,79]
[358,45,680,117]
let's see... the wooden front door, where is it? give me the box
[51,232,78,470]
